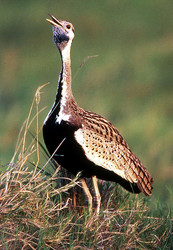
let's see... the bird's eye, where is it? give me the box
[66,24,71,29]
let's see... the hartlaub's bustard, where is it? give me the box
[43,15,154,214]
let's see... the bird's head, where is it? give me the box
[46,14,75,51]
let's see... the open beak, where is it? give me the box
[46,14,65,31]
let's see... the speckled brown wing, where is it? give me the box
[74,111,153,196]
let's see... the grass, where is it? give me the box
[0,86,172,249]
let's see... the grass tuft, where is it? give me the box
[0,85,172,249]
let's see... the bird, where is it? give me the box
[43,14,154,214]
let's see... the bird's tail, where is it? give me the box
[136,164,154,196]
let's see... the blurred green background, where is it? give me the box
[0,0,173,205]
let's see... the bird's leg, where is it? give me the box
[81,178,92,213]
[92,175,101,215]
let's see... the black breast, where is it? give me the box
[43,111,90,176]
